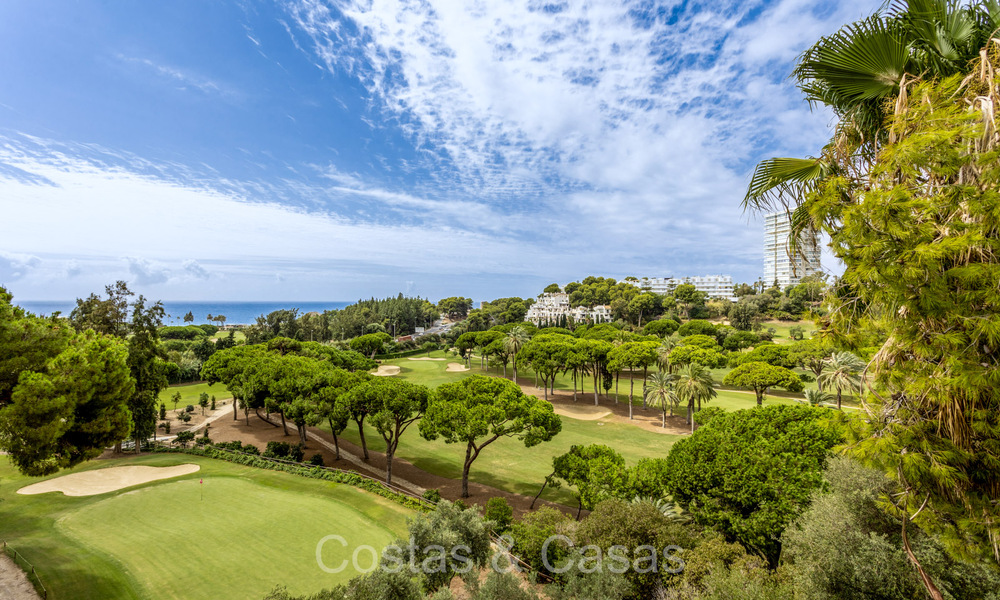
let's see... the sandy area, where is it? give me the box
[408,357,445,361]
[445,362,470,372]
[552,405,611,420]
[17,464,200,497]
[372,365,401,377]
[0,553,39,600]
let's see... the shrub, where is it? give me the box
[309,453,325,467]
[158,421,171,434]
[263,441,293,459]
[196,436,211,446]
[185,404,195,413]
[198,324,219,336]
[575,499,696,598]
[178,412,192,423]
[406,500,493,592]
[422,489,442,504]
[677,319,717,337]
[665,405,840,565]
[482,497,513,534]
[509,507,575,577]
[288,443,305,463]
[174,431,195,447]
[159,325,206,340]
[210,395,216,410]
[159,403,166,420]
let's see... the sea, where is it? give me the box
[16,301,352,326]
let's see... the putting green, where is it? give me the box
[1,455,415,599]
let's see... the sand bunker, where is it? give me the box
[17,464,200,497]
[407,357,445,361]
[553,405,612,421]
[445,362,470,372]
[372,365,401,376]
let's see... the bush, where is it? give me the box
[677,319,717,337]
[422,488,442,504]
[198,324,219,335]
[159,325,206,340]
[263,441,293,459]
[406,500,493,592]
[482,497,513,534]
[575,499,696,598]
[782,457,1000,600]
[174,431,195,447]
[158,421,171,434]
[509,507,575,577]
[185,404,195,413]
[210,395,216,410]
[665,405,840,565]
[196,436,211,446]
[178,412,192,423]
[309,453,325,467]
[159,403,166,420]
[263,441,305,462]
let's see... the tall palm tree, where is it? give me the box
[818,351,865,410]
[504,326,530,383]
[674,363,717,434]
[655,337,677,373]
[644,372,679,428]
[744,1,1000,245]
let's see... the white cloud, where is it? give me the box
[182,259,210,279]
[126,257,170,286]
[284,0,875,270]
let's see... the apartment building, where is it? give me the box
[763,211,821,288]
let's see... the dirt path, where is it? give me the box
[205,415,577,518]
[514,381,690,435]
[0,553,40,600]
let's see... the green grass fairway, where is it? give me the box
[0,454,413,600]
[375,354,476,388]
[157,381,231,407]
[762,320,817,344]
[328,414,680,505]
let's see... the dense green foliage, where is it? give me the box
[665,405,840,564]
[419,375,562,497]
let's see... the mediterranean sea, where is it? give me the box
[16,300,352,325]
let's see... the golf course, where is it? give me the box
[0,453,414,600]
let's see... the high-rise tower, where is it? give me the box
[763,211,821,288]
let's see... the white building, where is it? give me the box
[525,293,611,325]
[763,211,821,288]
[636,275,736,301]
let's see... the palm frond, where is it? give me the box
[743,157,827,212]
[795,15,912,105]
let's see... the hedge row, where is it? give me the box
[152,445,429,511]
[374,347,435,360]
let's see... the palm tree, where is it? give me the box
[674,363,717,433]
[818,351,865,410]
[804,388,831,407]
[504,326,530,383]
[644,372,679,428]
[744,2,999,247]
[655,337,677,373]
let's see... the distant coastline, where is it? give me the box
[16,301,352,326]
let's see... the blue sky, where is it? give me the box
[0,0,876,302]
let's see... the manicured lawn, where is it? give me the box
[375,353,476,388]
[157,381,231,407]
[210,329,246,342]
[0,453,413,600]
[761,319,817,344]
[328,413,680,505]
